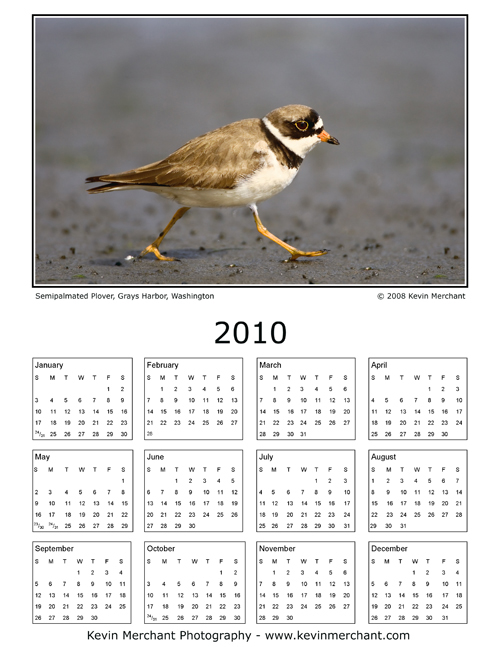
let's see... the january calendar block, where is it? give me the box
[33,450,133,532]
[144,542,245,623]
[369,450,467,532]
[369,358,467,440]
[144,358,243,440]
[145,450,243,531]
[33,358,132,440]
[257,358,355,440]
[33,542,131,623]
[257,450,355,532]
[369,542,467,624]
[257,542,355,624]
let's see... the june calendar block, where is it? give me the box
[144,358,243,440]
[33,542,131,624]
[257,450,355,532]
[145,450,243,532]
[369,542,467,624]
[369,358,467,440]
[33,358,132,440]
[144,542,245,624]
[257,358,355,440]
[369,450,467,532]
[33,450,133,532]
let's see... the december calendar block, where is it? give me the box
[144,358,243,440]
[33,358,132,440]
[257,358,355,440]
[33,542,131,624]
[144,542,245,623]
[257,450,355,531]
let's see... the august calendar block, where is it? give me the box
[144,358,243,440]
[33,358,132,440]
[369,542,467,624]
[257,450,355,531]
[257,358,355,440]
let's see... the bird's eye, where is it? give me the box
[295,120,309,131]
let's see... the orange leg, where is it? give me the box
[138,207,191,261]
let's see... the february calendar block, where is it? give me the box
[257,450,355,532]
[257,542,355,624]
[257,358,355,440]
[33,358,132,440]
[33,542,131,623]
[369,450,467,532]
[144,542,245,623]
[369,542,467,624]
[144,358,243,440]
[369,358,467,439]
[145,450,243,532]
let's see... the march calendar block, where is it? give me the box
[369,358,467,439]
[33,358,132,440]
[257,542,355,624]
[369,450,467,532]
[257,358,355,440]
[145,450,243,532]
[144,358,243,440]
[33,542,131,623]
[257,450,355,531]
[144,542,245,623]
[369,542,467,624]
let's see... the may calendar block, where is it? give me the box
[145,450,243,532]
[257,358,355,440]
[33,450,133,532]
[369,542,467,624]
[144,358,243,440]
[257,450,355,531]
[144,542,245,624]
[33,358,132,440]
[369,358,467,439]
[369,450,467,532]
[33,542,131,624]
[257,542,355,624]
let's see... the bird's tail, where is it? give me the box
[85,176,128,193]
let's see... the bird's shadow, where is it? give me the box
[89,246,240,266]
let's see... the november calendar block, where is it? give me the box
[33,541,132,624]
[257,358,355,440]
[144,542,245,623]
[145,450,243,532]
[369,358,467,440]
[257,450,355,531]
[369,542,467,624]
[144,358,243,440]
[33,358,132,440]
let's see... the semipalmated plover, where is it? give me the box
[86,105,339,261]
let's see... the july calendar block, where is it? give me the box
[33,450,133,532]
[144,358,243,440]
[257,542,355,624]
[257,358,355,440]
[257,450,355,532]
[369,358,467,439]
[369,542,467,624]
[33,358,132,440]
[33,542,131,623]
[145,450,243,532]
[369,450,467,532]
[144,542,245,624]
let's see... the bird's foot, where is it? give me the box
[137,244,180,262]
[285,248,329,262]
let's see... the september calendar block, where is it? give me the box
[257,450,355,531]
[144,542,245,623]
[257,358,355,440]
[369,450,467,532]
[33,358,132,440]
[369,358,467,439]
[369,542,467,624]
[145,450,243,532]
[144,358,243,440]
[33,542,131,624]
